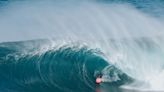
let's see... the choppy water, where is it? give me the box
[0,0,164,92]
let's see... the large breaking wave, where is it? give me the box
[1,0,164,92]
[0,40,132,92]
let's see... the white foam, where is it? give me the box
[1,1,164,90]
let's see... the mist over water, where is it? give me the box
[1,0,164,91]
[0,0,164,42]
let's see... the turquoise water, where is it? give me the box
[0,0,164,92]
[0,40,132,92]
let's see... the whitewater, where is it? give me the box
[0,0,164,92]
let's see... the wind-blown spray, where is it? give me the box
[0,0,164,92]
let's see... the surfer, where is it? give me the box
[96,73,102,84]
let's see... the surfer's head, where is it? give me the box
[96,77,102,84]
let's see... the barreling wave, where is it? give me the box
[1,0,164,92]
[0,40,132,92]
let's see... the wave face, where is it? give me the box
[1,40,134,92]
[1,0,164,92]
[0,40,110,92]
[0,40,134,92]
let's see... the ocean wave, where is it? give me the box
[0,40,126,92]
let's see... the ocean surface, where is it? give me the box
[0,0,164,92]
